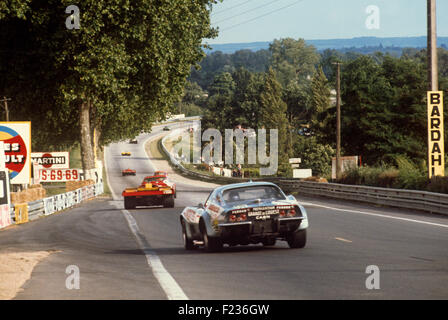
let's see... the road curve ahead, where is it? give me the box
[0,123,447,299]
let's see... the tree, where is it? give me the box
[338,55,429,165]
[309,66,332,141]
[202,72,235,131]
[293,136,334,177]
[0,0,219,177]
[269,38,320,87]
[259,68,291,176]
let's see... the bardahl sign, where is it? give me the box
[0,122,31,184]
[427,91,445,178]
[31,152,70,169]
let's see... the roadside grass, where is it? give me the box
[152,136,244,186]
[149,137,166,160]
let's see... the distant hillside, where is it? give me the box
[206,36,448,54]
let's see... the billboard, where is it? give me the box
[31,152,70,169]
[427,91,445,178]
[331,156,359,180]
[0,122,31,184]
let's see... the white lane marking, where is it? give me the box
[301,201,448,229]
[119,206,188,300]
[335,237,353,243]
[105,146,189,300]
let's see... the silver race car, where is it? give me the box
[180,181,309,252]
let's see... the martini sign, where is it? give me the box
[0,122,31,184]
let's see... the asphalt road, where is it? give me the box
[1,123,447,299]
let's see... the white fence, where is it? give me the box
[3,182,104,228]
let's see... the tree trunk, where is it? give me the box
[93,123,102,164]
[80,100,95,180]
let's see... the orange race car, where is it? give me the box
[122,173,176,209]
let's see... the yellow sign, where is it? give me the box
[14,203,29,224]
[427,91,445,178]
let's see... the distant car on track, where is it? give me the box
[180,181,308,252]
[129,139,138,144]
[163,126,170,131]
[121,151,131,156]
[122,169,136,176]
[122,173,176,209]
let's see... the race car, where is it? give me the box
[179,181,308,252]
[121,151,131,156]
[122,174,176,209]
[122,168,136,176]
[163,126,170,131]
[129,139,138,144]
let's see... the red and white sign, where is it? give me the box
[39,169,80,182]
[31,152,69,169]
[0,204,11,229]
[0,122,31,184]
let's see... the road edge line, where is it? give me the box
[301,201,448,228]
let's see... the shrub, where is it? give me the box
[196,163,209,171]
[394,156,428,190]
[243,168,260,178]
[377,167,399,188]
[427,176,448,194]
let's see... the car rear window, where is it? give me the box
[222,186,285,203]
[144,177,165,183]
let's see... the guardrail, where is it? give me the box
[160,128,448,215]
[271,180,448,215]
[2,182,104,229]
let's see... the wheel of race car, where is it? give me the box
[181,221,196,250]
[163,195,175,208]
[202,231,223,252]
[124,197,136,210]
[262,238,276,246]
[286,229,307,248]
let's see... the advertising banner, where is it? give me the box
[31,152,69,170]
[0,204,10,229]
[39,168,81,182]
[0,122,31,184]
[427,91,445,178]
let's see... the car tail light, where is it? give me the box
[237,213,247,222]
[288,209,296,217]
[279,209,287,217]
[229,209,248,222]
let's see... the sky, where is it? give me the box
[207,0,448,44]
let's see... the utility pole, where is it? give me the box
[0,96,11,121]
[427,0,438,91]
[427,0,444,179]
[333,62,342,179]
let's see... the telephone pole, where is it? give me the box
[427,0,438,91]
[333,62,342,179]
[0,96,11,121]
